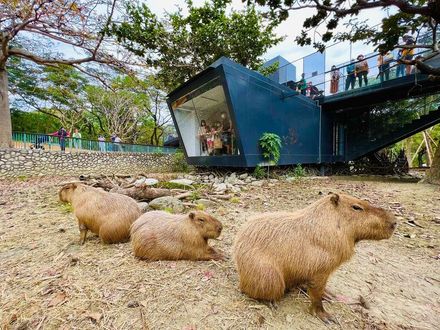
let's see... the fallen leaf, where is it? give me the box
[127,300,139,308]
[202,271,214,281]
[47,292,66,307]
[85,311,102,323]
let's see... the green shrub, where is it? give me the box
[189,190,201,202]
[229,197,240,203]
[294,164,306,177]
[171,150,190,172]
[253,165,266,179]
[196,203,206,211]
[259,132,282,165]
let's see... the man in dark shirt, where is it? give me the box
[57,127,68,152]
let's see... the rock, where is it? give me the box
[149,196,185,213]
[213,183,227,193]
[269,179,279,183]
[169,179,194,186]
[144,178,159,186]
[231,186,241,193]
[196,199,217,208]
[245,177,253,183]
[251,180,264,187]
[239,173,248,179]
[137,202,151,213]
[134,177,146,187]
[208,174,215,180]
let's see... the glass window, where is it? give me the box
[171,77,238,157]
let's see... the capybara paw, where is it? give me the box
[212,253,227,261]
[316,311,336,324]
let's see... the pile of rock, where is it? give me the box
[180,172,268,194]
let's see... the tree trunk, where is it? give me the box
[109,185,171,201]
[426,145,440,184]
[0,68,12,148]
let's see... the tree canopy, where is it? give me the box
[0,0,129,147]
[246,0,440,78]
[110,0,283,91]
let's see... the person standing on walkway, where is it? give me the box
[114,135,123,152]
[330,65,340,94]
[98,135,106,152]
[402,35,415,75]
[57,127,68,152]
[345,60,356,91]
[110,133,116,152]
[355,54,369,87]
[72,128,82,151]
[378,51,393,83]
[298,73,307,95]
[396,49,405,77]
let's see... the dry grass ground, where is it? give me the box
[0,176,439,330]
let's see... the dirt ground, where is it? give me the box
[0,175,439,330]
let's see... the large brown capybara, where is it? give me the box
[130,210,224,261]
[233,193,397,323]
[59,183,141,244]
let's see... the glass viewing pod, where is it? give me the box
[167,54,440,168]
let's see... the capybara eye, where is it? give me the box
[352,205,363,211]
[199,218,205,223]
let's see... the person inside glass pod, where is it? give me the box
[220,112,233,155]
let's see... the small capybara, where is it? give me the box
[233,193,397,323]
[130,210,224,261]
[59,183,141,244]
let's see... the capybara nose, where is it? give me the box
[217,225,223,233]
[390,222,397,230]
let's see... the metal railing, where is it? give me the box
[12,132,178,154]
[274,29,438,98]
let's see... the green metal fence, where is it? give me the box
[12,132,177,154]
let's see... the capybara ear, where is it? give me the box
[189,211,196,220]
[330,193,340,205]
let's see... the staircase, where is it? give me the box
[347,105,440,160]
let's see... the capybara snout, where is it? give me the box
[340,195,397,240]
[59,183,77,203]
[190,211,223,239]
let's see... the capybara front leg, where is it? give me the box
[308,277,335,324]
[79,223,88,245]
[200,247,225,261]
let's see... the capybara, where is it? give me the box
[59,183,141,244]
[233,193,397,323]
[130,210,224,261]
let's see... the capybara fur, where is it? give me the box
[130,210,224,261]
[233,193,397,323]
[59,183,141,244]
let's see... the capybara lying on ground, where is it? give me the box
[233,193,397,323]
[131,210,224,261]
[59,183,141,244]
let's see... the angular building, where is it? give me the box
[262,55,296,85]
[167,56,440,167]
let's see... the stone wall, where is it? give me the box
[0,148,175,178]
